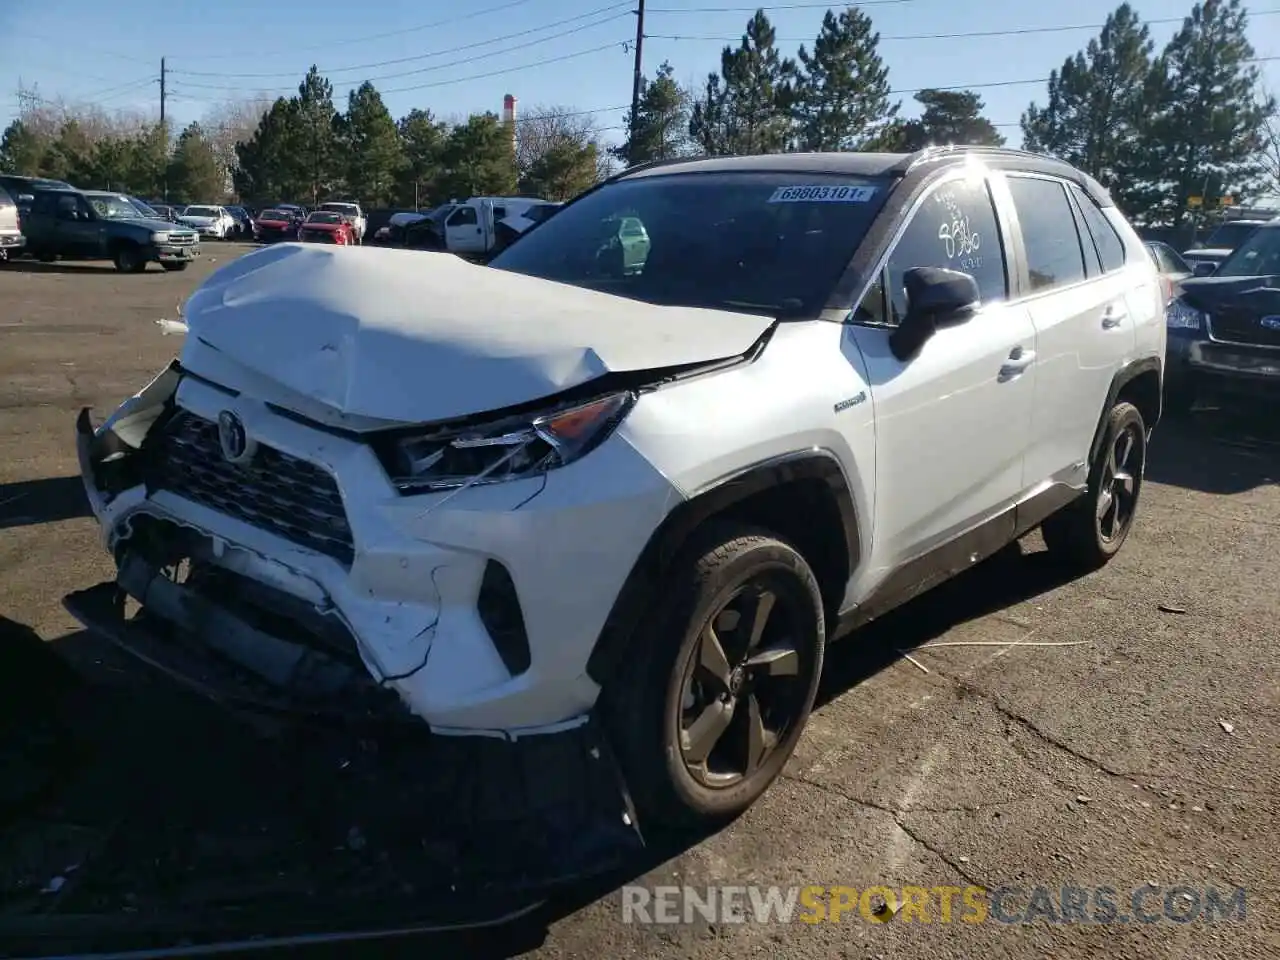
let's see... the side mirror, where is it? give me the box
[1192,261,1217,277]
[888,266,981,362]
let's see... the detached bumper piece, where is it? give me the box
[34,574,644,956]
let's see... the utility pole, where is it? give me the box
[629,0,645,150]
[160,57,168,201]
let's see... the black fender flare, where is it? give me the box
[1088,356,1163,467]
[585,451,861,687]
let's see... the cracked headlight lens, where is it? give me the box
[1166,298,1204,330]
[379,391,635,493]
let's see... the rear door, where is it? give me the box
[1002,173,1134,487]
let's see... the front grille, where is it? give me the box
[168,234,196,246]
[145,410,355,564]
[1208,308,1280,348]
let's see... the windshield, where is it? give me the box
[87,195,146,220]
[321,203,356,214]
[184,206,219,217]
[129,198,159,218]
[1214,227,1280,277]
[258,210,287,220]
[1204,222,1260,251]
[307,212,343,224]
[489,172,890,315]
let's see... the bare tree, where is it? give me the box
[515,104,601,181]
[200,96,270,188]
[1258,90,1280,198]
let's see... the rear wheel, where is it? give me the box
[1042,401,1147,570]
[603,524,826,829]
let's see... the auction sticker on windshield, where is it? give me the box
[767,185,877,203]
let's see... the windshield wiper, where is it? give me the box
[720,298,806,317]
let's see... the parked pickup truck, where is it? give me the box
[23,188,201,272]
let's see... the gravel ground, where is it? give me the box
[0,246,1276,959]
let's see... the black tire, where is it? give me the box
[161,262,189,272]
[1042,401,1147,571]
[603,524,826,829]
[112,244,146,273]
[36,251,56,263]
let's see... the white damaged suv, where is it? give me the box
[67,148,1164,832]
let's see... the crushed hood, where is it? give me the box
[180,243,774,423]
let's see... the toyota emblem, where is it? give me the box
[216,410,255,465]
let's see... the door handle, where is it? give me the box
[1102,304,1128,329]
[999,346,1036,380]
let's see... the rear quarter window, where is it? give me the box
[1069,183,1126,273]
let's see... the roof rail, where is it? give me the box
[898,144,1063,173]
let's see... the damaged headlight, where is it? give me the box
[378,392,635,493]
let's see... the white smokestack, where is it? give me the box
[503,94,517,156]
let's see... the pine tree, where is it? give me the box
[1138,0,1273,227]
[878,89,1004,151]
[1021,3,1154,215]
[791,7,896,151]
[614,61,691,166]
[342,82,403,204]
[396,108,448,208]
[168,122,226,201]
[294,66,339,204]
[0,120,47,175]
[438,113,518,199]
[691,11,794,155]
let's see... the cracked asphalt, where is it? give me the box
[0,248,1276,959]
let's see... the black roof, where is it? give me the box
[617,145,1116,207]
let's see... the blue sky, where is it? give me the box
[2,0,1278,149]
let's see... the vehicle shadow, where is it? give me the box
[1147,406,1280,494]
[0,540,1082,957]
[0,259,116,275]
[0,475,91,530]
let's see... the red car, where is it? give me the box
[253,209,299,243]
[298,211,355,245]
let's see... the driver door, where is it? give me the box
[845,170,1037,581]
[57,195,103,257]
[444,205,485,253]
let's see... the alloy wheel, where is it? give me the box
[677,575,810,788]
[1097,421,1144,542]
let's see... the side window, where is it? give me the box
[1007,177,1086,293]
[448,206,478,226]
[1070,184,1126,273]
[865,176,1007,325]
[1069,192,1102,278]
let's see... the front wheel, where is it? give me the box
[112,244,146,273]
[603,524,826,829]
[1041,401,1147,570]
[161,262,189,272]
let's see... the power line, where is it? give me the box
[648,0,913,10]
[647,8,1280,43]
[169,12,631,93]
[168,2,633,79]
[169,40,631,103]
[172,0,544,61]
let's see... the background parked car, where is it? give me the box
[317,201,366,243]
[252,208,300,243]
[372,210,427,244]
[224,205,254,239]
[298,210,355,245]
[178,204,236,240]
[145,202,182,222]
[1146,240,1193,306]
[403,202,457,249]
[0,185,25,261]
[22,187,200,272]
[0,174,74,228]
[1182,219,1269,275]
